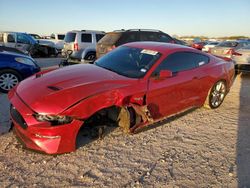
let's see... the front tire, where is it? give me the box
[204,80,227,109]
[0,69,22,93]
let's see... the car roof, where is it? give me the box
[0,31,27,34]
[124,42,195,55]
[69,30,105,34]
[107,29,164,34]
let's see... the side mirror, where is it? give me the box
[159,70,172,79]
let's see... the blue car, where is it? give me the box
[0,47,40,93]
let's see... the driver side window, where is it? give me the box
[153,52,209,76]
[17,34,30,44]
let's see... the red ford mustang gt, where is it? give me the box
[8,42,235,154]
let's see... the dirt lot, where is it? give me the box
[0,74,249,187]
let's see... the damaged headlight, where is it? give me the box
[34,114,73,125]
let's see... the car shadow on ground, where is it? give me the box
[237,73,250,187]
[76,123,118,149]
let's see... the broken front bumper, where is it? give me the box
[9,91,83,154]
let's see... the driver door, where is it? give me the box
[16,33,31,53]
[146,51,206,120]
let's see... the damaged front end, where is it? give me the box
[84,103,154,135]
[117,104,154,134]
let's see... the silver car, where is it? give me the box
[232,45,250,72]
[63,30,105,61]
[210,41,249,58]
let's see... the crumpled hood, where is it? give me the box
[16,64,135,114]
[37,39,55,47]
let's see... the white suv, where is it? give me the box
[63,30,105,61]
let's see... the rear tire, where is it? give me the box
[84,52,96,63]
[204,80,227,109]
[0,69,22,93]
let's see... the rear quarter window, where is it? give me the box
[81,34,92,43]
[64,32,76,43]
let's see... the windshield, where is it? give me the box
[95,46,161,78]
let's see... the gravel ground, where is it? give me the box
[0,74,249,187]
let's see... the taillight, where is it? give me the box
[107,45,116,52]
[226,49,242,56]
[74,43,79,51]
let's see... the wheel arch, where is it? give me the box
[203,78,228,109]
[0,68,23,80]
[81,47,96,60]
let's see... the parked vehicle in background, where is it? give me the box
[62,30,105,61]
[29,33,58,57]
[0,46,40,93]
[173,38,189,46]
[31,33,65,53]
[96,29,175,58]
[210,41,249,58]
[191,41,207,50]
[49,33,65,53]
[232,45,250,73]
[0,32,37,54]
[8,42,234,154]
[202,41,220,52]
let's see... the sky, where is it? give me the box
[0,0,249,38]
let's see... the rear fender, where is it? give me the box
[223,60,235,91]
[81,47,96,60]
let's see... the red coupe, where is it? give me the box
[191,41,207,50]
[8,42,235,154]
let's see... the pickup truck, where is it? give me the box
[49,33,65,52]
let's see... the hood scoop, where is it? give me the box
[47,86,62,91]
